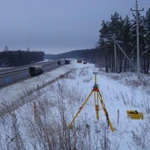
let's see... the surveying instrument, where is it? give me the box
[68,72,114,132]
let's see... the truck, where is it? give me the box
[29,65,43,76]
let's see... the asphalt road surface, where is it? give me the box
[0,60,65,88]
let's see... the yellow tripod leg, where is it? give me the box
[98,92,114,132]
[68,90,93,128]
[94,92,99,120]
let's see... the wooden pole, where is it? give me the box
[34,101,37,123]
[117,110,119,124]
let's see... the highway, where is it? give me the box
[0,60,65,88]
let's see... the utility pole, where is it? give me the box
[130,1,144,79]
[112,37,134,72]
[114,34,117,73]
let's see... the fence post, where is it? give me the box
[34,101,37,123]
[117,110,119,124]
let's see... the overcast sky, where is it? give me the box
[0,0,149,54]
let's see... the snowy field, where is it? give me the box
[0,59,150,150]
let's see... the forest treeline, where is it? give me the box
[46,8,150,74]
[97,8,150,73]
[0,50,44,66]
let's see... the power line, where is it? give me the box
[126,2,136,17]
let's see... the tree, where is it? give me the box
[4,46,9,51]
[143,8,150,73]
[27,47,30,52]
[97,9,150,74]
[98,12,125,72]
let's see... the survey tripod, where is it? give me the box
[68,72,114,132]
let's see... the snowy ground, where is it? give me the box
[0,59,150,150]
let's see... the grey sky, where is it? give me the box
[0,0,149,54]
